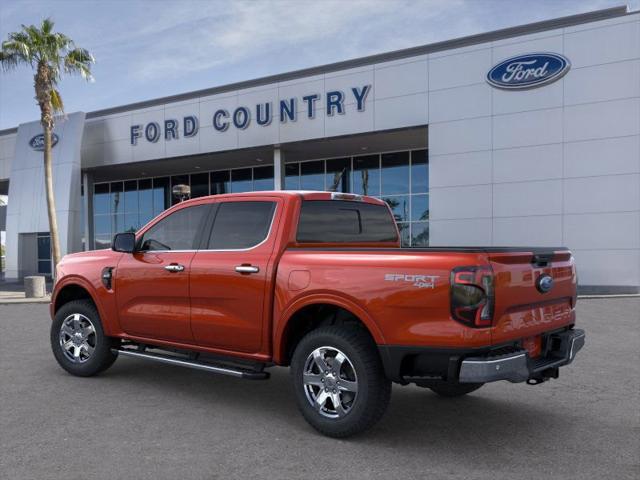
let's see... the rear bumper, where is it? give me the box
[378,328,585,385]
[458,329,585,383]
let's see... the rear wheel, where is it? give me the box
[291,325,391,438]
[51,300,119,377]
[428,382,484,397]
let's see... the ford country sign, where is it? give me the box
[29,133,59,151]
[487,53,570,90]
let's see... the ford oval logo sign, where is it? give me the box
[487,53,570,90]
[536,274,554,294]
[29,133,59,151]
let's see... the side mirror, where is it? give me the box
[112,232,137,253]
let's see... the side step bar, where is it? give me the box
[112,348,269,380]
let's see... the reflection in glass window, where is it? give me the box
[383,196,410,222]
[253,166,274,191]
[190,172,209,198]
[138,179,153,227]
[411,194,429,221]
[153,177,170,216]
[124,180,138,213]
[211,171,230,195]
[110,182,123,216]
[397,222,410,247]
[381,152,409,195]
[300,161,324,190]
[326,158,350,193]
[140,204,209,251]
[285,163,300,190]
[411,222,429,247]
[411,149,428,193]
[94,214,111,236]
[208,202,276,249]
[352,155,380,196]
[231,168,252,193]
[94,183,110,215]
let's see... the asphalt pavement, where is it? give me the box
[1,298,638,479]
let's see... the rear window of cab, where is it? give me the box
[296,200,398,243]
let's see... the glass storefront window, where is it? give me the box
[285,163,300,190]
[90,148,429,249]
[411,149,428,193]
[397,222,410,247]
[383,195,410,223]
[153,177,170,216]
[138,179,154,227]
[352,155,380,196]
[326,158,350,193]
[381,151,410,195]
[411,194,429,221]
[253,166,274,191]
[37,232,51,275]
[231,168,252,192]
[211,171,230,195]
[411,222,429,247]
[190,172,209,198]
[94,183,109,215]
[123,180,139,233]
[300,160,324,190]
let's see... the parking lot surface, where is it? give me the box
[1,298,638,479]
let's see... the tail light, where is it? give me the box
[450,266,494,328]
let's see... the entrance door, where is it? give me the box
[116,203,210,343]
[190,198,280,353]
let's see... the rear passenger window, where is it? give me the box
[139,204,209,251]
[207,201,276,249]
[297,200,398,243]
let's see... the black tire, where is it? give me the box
[290,325,391,438]
[428,382,484,397]
[51,299,119,377]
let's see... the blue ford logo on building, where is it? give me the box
[29,133,59,151]
[487,53,570,90]
[536,274,554,294]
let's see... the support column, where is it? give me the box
[273,147,286,190]
[82,172,93,251]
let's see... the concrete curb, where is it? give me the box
[0,296,51,305]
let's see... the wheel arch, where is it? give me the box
[274,293,385,366]
[51,277,113,334]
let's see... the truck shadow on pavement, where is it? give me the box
[94,356,570,452]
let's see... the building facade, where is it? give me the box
[0,6,638,292]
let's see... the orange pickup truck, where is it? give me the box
[50,191,584,437]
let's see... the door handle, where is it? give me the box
[164,264,185,273]
[235,265,260,274]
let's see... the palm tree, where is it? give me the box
[0,18,94,275]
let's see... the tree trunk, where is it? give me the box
[43,122,62,276]
[36,63,62,279]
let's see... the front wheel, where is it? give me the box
[51,299,119,377]
[291,325,391,438]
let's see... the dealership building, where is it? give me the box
[0,5,638,293]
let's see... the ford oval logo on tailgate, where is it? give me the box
[536,274,554,294]
[487,53,570,90]
[29,133,59,151]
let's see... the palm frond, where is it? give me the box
[64,47,94,81]
[50,88,64,113]
[41,17,54,35]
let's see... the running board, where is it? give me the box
[112,348,269,380]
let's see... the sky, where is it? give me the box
[0,0,636,130]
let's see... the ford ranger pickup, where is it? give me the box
[50,191,585,437]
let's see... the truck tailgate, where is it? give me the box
[488,248,577,346]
